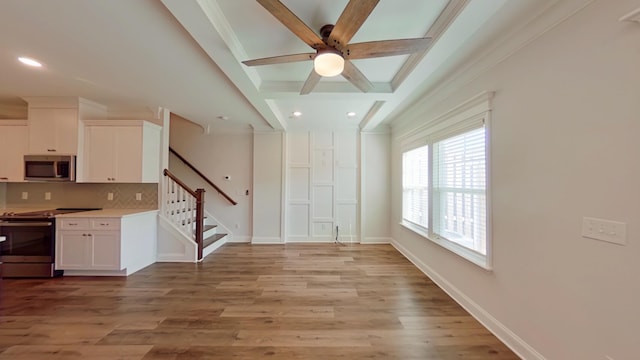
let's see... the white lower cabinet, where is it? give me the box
[57,230,120,270]
[91,232,120,269]
[56,218,121,271]
[56,211,157,276]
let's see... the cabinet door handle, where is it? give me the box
[0,177,8,180]
[47,149,56,152]
[69,223,78,226]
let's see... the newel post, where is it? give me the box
[195,188,206,261]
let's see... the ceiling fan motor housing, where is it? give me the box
[320,24,334,41]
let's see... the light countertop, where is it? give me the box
[1,208,158,218]
[56,209,158,218]
[0,207,53,214]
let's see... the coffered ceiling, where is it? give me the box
[0,0,550,133]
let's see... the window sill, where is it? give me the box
[400,221,492,271]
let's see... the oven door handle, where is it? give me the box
[0,222,53,227]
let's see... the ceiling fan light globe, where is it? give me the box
[314,50,344,77]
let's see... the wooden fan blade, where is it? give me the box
[242,53,315,67]
[300,69,322,95]
[345,38,433,59]
[257,0,323,48]
[341,60,373,93]
[328,0,379,49]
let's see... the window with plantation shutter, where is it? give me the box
[402,145,429,230]
[432,127,486,255]
[399,92,492,269]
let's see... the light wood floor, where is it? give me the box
[0,244,519,359]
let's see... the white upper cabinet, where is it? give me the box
[0,120,28,181]
[27,107,79,154]
[80,120,161,183]
[25,97,107,155]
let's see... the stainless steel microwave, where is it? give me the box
[24,155,76,182]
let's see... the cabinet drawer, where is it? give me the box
[59,218,90,229]
[91,218,120,230]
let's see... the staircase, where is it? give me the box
[201,222,227,258]
[159,169,228,262]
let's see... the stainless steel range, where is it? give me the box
[0,208,100,278]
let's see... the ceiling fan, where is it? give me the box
[242,0,434,95]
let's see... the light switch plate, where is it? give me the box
[21,192,28,200]
[582,217,627,245]
[135,193,142,201]
[45,192,51,200]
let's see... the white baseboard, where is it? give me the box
[286,236,334,243]
[228,235,251,243]
[361,237,392,244]
[390,238,545,360]
[155,255,196,263]
[63,269,128,276]
[251,236,283,244]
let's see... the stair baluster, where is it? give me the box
[163,169,205,260]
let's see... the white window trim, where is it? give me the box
[400,92,494,271]
[401,220,490,269]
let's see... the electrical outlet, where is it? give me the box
[135,193,142,201]
[107,192,114,201]
[44,192,51,200]
[21,192,28,200]
[582,217,627,245]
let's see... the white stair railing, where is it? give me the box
[162,169,205,259]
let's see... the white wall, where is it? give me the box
[389,1,640,359]
[169,118,252,242]
[252,132,283,243]
[361,132,392,243]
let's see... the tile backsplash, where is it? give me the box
[0,183,6,208]
[4,182,157,209]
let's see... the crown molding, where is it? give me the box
[619,7,640,23]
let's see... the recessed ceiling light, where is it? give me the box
[347,112,356,117]
[292,111,302,117]
[18,57,42,67]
